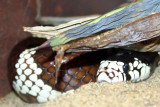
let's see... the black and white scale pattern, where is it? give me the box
[12,48,74,103]
[97,58,151,83]
[97,50,158,83]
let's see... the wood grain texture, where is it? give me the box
[0,0,37,98]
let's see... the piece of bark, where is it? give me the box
[50,13,160,82]
[124,37,160,52]
[24,15,99,40]
[48,0,160,47]
[52,13,160,52]
[25,12,160,82]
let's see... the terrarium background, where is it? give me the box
[0,0,125,98]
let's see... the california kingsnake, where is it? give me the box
[9,39,159,103]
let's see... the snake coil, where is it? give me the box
[8,38,159,103]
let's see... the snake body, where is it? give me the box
[9,45,106,103]
[9,40,159,103]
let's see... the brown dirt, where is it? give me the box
[1,66,160,107]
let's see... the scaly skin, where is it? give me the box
[9,45,109,103]
[8,38,159,103]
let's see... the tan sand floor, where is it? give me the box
[1,67,160,107]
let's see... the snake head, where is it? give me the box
[97,60,128,83]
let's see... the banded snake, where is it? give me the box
[8,38,159,103]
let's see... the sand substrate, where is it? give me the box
[1,67,160,107]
